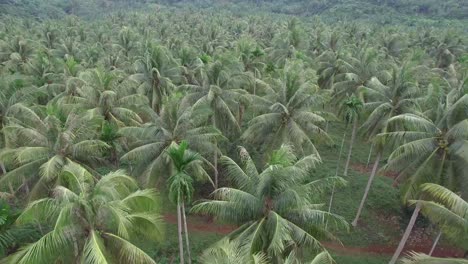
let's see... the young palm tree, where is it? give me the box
[191,146,348,263]
[5,163,163,263]
[167,141,205,264]
[0,104,109,197]
[383,95,468,264]
[120,98,220,186]
[242,61,331,158]
[352,64,421,227]
[200,239,268,264]
[200,239,335,264]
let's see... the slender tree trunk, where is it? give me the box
[325,121,329,133]
[352,150,382,227]
[177,204,185,264]
[0,162,5,175]
[212,117,218,189]
[152,85,159,115]
[181,202,192,264]
[328,128,347,212]
[343,117,358,177]
[429,231,442,256]
[366,143,374,167]
[389,202,422,264]
[238,104,244,126]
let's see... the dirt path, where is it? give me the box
[163,214,465,258]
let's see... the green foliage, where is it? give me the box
[0,0,466,263]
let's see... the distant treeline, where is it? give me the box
[1,0,467,21]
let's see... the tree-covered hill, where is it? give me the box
[1,0,468,22]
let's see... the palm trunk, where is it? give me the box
[0,162,5,175]
[212,117,218,189]
[177,204,185,264]
[352,150,382,227]
[238,104,244,126]
[343,117,358,177]
[328,128,347,212]
[366,143,374,167]
[389,202,422,264]
[152,78,162,115]
[181,202,192,264]
[428,231,442,256]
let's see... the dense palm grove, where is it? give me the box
[0,1,467,263]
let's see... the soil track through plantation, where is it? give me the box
[163,214,465,258]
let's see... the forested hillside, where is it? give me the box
[1,0,468,21]
[0,0,467,264]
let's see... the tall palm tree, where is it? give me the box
[328,95,363,212]
[342,95,363,177]
[5,163,163,263]
[242,61,331,158]
[383,96,468,263]
[167,141,204,264]
[413,184,467,253]
[191,146,348,263]
[0,104,109,197]
[120,98,219,186]
[397,183,468,263]
[179,60,247,187]
[352,64,421,227]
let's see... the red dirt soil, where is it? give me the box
[350,163,398,179]
[163,214,465,258]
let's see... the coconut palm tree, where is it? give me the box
[60,68,150,126]
[4,163,163,263]
[242,61,331,159]
[131,44,180,114]
[332,46,382,102]
[191,145,348,263]
[200,239,268,264]
[412,184,467,253]
[167,141,204,264]
[0,75,35,174]
[200,238,336,264]
[179,60,247,187]
[383,96,468,263]
[0,104,109,197]
[328,95,363,212]
[342,95,363,177]
[397,185,468,263]
[352,63,421,227]
[120,98,220,186]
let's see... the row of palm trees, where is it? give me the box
[0,6,467,264]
